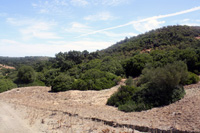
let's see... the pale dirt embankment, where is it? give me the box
[0,80,200,132]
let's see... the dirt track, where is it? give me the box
[0,101,37,133]
[0,81,200,132]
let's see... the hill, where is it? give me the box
[101,25,200,57]
[1,25,200,132]
[1,25,200,112]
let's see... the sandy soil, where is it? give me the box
[0,101,38,133]
[0,64,15,70]
[0,81,200,132]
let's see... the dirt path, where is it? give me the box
[0,101,39,133]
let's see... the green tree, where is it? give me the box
[123,53,153,77]
[17,66,36,83]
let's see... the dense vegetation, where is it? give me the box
[1,25,200,112]
[107,61,188,112]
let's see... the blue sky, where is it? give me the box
[0,0,200,57]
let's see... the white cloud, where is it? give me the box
[7,18,61,40]
[84,12,115,21]
[0,39,112,57]
[70,0,89,6]
[66,22,92,33]
[133,19,165,33]
[78,6,200,37]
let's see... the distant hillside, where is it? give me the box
[0,56,50,68]
[101,25,200,57]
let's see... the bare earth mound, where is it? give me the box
[0,81,200,132]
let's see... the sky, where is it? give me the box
[0,0,200,57]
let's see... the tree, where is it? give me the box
[123,53,153,77]
[17,66,36,83]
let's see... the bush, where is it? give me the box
[107,61,187,112]
[107,86,141,107]
[137,61,187,107]
[80,69,119,90]
[17,65,36,83]
[185,72,200,85]
[72,79,88,90]
[0,79,17,93]
[51,74,74,92]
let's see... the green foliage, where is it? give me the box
[51,74,74,92]
[79,69,119,90]
[107,85,141,107]
[17,80,45,87]
[185,72,200,85]
[2,25,200,94]
[100,56,124,76]
[107,61,187,112]
[0,79,17,93]
[72,79,88,90]
[103,25,200,56]
[17,65,36,83]
[44,69,60,86]
[123,53,153,77]
[137,61,187,107]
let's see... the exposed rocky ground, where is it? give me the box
[0,81,200,132]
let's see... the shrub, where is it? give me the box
[72,79,88,90]
[80,69,119,90]
[185,72,200,85]
[107,61,187,112]
[107,85,141,107]
[0,79,17,93]
[51,74,74,92]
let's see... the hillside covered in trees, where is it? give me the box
[1,25,200,112]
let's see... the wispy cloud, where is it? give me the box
[92,0,130,6]
[84,12,116,21]
[78,6,200,37]
[32,0,70,14]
